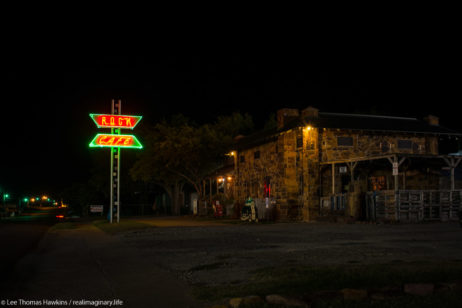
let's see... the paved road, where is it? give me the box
[0,223,199,308]
[0,207,61,278]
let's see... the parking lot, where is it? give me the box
[119,219,462,287]
[3,217,462,307]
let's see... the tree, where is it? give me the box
[130,113,254,215]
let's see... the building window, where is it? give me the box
[397,139,412,150]
[240,155,245,163]
[297,136,303,148]
[370,176,386,191]
[254,151,260,159]
[380,142,389,153]
[337,136,353,147]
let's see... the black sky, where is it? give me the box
[1,53,459,196]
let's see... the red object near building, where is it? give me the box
[214,201,223,218]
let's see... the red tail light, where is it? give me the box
[56,215,64,219]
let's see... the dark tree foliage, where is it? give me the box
[130,112,253,215]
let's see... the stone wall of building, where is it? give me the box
[236,123,443,221]
[236,126,321,221]
[321,129,435,162]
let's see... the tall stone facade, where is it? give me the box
[235,107,457,221]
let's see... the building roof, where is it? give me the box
[310,112,461,135]
[237,111,462,150]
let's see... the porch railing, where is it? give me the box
[366,190,462,222]
[320,194,346,216]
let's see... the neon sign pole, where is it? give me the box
[112,99,120,224]
[89,99,142,223]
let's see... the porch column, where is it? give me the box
[387,156,406,193]
[209,177,212,204]
[331,163,335,195]
[387,155,406,220]
[347,161,358,192]
[443,157,461,191]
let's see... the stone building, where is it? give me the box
[233,107,462,222]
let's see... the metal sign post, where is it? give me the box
[111,99,121,224]
[90,99,142,223]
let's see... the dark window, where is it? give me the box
[337,136,353,147]
[381,142,389,153]
[297,136,303,148]
[240,155,245,163]
[397,139,412,149]
[254,151,260,159]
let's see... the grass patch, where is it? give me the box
[92,219,153,235]
[192,261,462,301]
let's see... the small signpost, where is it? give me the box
[392,162,399,176]
[89,100,142,223]
[90,205,104,214]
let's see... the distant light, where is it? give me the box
[305,125,312,131]
[227,176,232,181]
[4,194,9,198]
[31,198,35,202]
[56,215,64,219]
[23,198,29,202]
[218,177,224,182]
[42,196,48,200]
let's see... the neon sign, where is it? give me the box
[89,133,143,149]
[89,114,142,129]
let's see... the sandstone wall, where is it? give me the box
[236,127,442,221]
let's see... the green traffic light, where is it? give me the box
[4,194,9,198]
[24,198,29,202]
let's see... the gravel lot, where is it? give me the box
[118,220,462,287]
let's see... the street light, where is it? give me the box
[2,193,9,210]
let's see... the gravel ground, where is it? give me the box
[117,220,462,287]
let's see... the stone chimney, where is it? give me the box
[424,114,439,126]
[301,106,319,119]
[277,108,299,129]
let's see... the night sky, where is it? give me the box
[1,54,460,196]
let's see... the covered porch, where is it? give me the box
[319,153,462,222]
